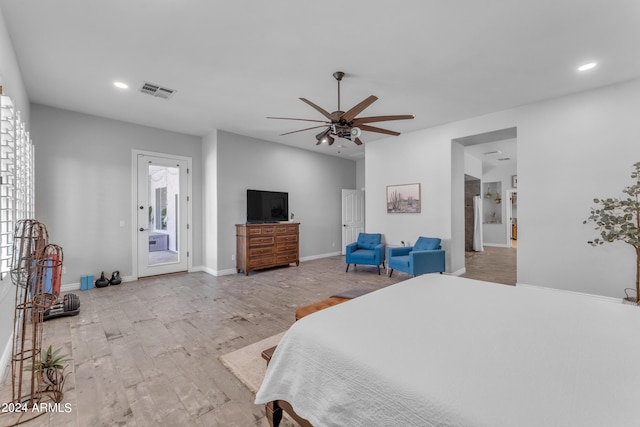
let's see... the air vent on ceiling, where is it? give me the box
[140,82,176,100]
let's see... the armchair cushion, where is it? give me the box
[357,233,382,250]
[413,237,441,251]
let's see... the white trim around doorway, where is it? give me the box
[131,149,193,280]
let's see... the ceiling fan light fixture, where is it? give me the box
[316,128,331,142]
[271,71,414,148]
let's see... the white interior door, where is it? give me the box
[136,154,189,277]
[341,189,365,254]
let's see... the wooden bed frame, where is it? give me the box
[261,346,312,427]
[266,399,312,427]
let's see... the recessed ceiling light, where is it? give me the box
[114,81,129,89]
[578,62,597,72]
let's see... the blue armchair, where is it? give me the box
[388,237,445,277]
[345,233,385,275]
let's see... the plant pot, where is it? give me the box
[623,288,639,305]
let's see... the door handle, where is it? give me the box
[139,228,148,232]
[343,224,348,227]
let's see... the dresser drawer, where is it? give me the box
[248,226,275,236]
[249,236,275,246]
[276,243,298,253]
[275,225,298,234]
[248,255,274,268]
[249,247,274,257]
[276,253,298,264]
[275,234,298,244]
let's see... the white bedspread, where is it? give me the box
[255,275,640,426]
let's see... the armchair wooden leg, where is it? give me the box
[377,265,380,275]
[346,264,350,272]
[389,269,393,277]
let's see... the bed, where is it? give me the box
[255,274,640,426]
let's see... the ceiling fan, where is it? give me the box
[268,71,414,146]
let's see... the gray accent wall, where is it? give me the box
[31,104,203,283]
[210,130,356,274]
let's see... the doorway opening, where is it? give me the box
[132,150,192,278]
[454,127,517,285]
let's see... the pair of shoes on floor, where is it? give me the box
[95,271,122,288]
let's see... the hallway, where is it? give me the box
[462,246,516,285]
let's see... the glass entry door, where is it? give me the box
[137,154,188,277]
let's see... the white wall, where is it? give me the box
[31,104,203,284]
[367,77,640,299]
[0,7,28,122]
[464,151,482,179]
[450,141,465,274]
[211,130,356,274]
[515,79,640,296]
[356,158,365,190]
[0,7,29,382]
[202,131,218,273]
[365,125,453,255]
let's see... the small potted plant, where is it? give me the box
[290,212,295,222]
[26,344,71,403]
[584,162,640,304]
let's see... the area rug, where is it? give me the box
[219,331,286,394]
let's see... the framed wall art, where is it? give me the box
[386,183,421,213]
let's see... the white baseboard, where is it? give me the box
[449,267,466,276]
[516,283,622,304]
[191,265,237,277]
[61,283,80,292]
[300,251,341,262]
[0,331,13,385]
[61,275,136,293]
[194,252,343,278]
[482,243,512,248]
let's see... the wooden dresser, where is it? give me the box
[236,222,300,276]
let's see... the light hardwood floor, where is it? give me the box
[462,246,517,285]
[0,251,515,426]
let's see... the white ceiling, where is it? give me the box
[464,138,517,172]
[1,1,639,159]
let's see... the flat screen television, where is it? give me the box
[246,189,289,223]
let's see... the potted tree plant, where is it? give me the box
[584,162,640,304]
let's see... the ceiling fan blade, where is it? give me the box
[341,95,378,122]
[358,124,401,136]
[268,116,331,124]
[354,137,363,146]
[352,114,414,124]
[299,98,334,121]
[280,125,330,136]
